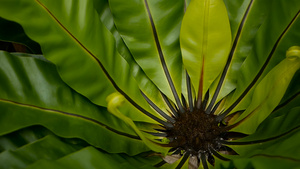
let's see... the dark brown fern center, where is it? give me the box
[167,108,227,155]
[161,96,234,166]
[139,71,242,167]
[139,59,242,166]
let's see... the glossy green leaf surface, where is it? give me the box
[228,98,300,152]
[0,0,159,123]
[216,95,300,168]
[230,52,300,134]
[1,1,115,105]
[218,0,272,101]
[227,0,300,112]
[109,0,185,101]
[0,0,300,168]
[0,51,150,155]
[0,0,116,107]
[94,0,168,113]
[180,0,232,97]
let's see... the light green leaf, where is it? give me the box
[230,47,300,134]
[180,0,232,98]
[106,92,170,155]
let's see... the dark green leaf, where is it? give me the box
[109,0,185,102]
[27,147,159,169]
[0,17,41,54]
[0,51,150,155]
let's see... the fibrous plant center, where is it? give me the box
[167,109,227,155]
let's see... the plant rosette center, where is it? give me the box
[167,109,227,155]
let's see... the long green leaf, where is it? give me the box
[93,0,169,116]
[180,0,232,103]
[216,0,272,102]
[225,0,300,113]
[215,92,300,168]
[223,98,300,148]
[217,108,300,168]
[244,97,300,142]
[0,0,160,124]
[229,50,300,134]
[0,0,116,107]
[109,0,185,103]
[228,128,300,168]
[0,51,150,155]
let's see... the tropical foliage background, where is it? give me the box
[0,0,300,168]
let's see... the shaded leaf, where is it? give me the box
[0,17,41,54]
[0,134,82,169]
[0,126,51,152]
[28,146,158,169]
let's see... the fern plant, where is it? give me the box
[0,0,300,168]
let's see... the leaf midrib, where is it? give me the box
[218,10,300,121]
[0,98,140,140]
[34,0,169,127]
